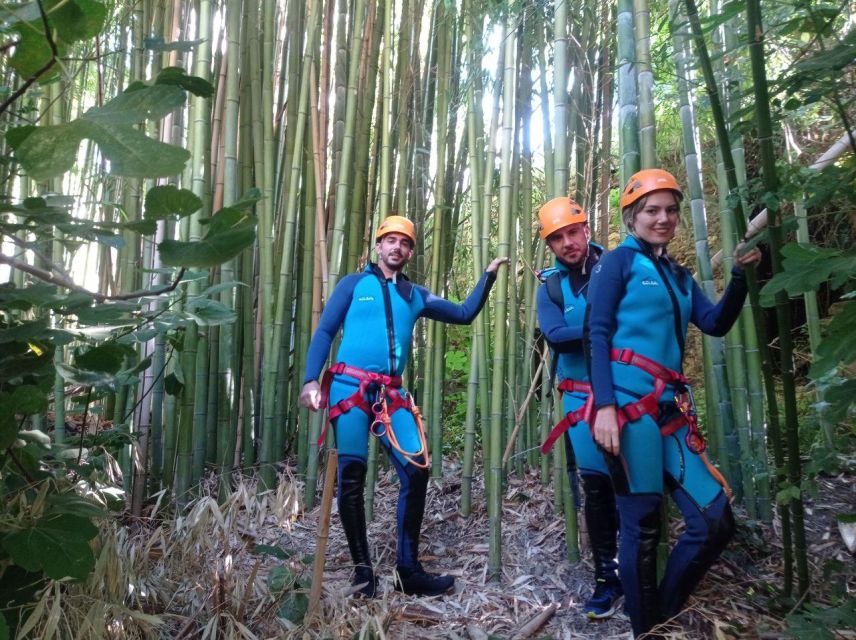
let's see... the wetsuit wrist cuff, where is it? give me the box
[596,401,616,410]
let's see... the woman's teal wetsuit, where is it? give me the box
[587,235,748,636]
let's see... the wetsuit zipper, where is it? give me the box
[380,277,396,374]
[651,256,685,357]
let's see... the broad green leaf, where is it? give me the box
[277,591,308,623]
[119,219,157,234]
[811,302,856,377]
[164,373,183,396]
[775,485,802,505]
[45,492,108,519]
[184,298,237,326]
[267,566,295,594]
[759,243,856,307]
[0,385,49,416]
[230,188,263,211]
[0,283,58,311]
[199,281,246,297]
[156,66,215,98]
[0,2,41,23]
[7,0,106,80]
[56,363,117,389]
[144,37,204,52]
[0,317,50,343]
[253,544,292,560]
[7,85,189,180]
[158,212,256,268]
[74,342,134,373]
[1,514,98,581]
[144,185,202,219]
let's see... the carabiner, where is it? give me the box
[370,419,387,437]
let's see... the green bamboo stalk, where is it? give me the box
[616,0,640,187]
[744,0,809,595]
[553,0,569,196]
[683,0,794,593]
[488,13,516,579]
[633,0,655,168]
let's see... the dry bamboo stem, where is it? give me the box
[307,448,338,617]
[512,603,558,639]
[502,343,548,466]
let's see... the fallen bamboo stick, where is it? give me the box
[307,448,338,619]
[512,603,558,639]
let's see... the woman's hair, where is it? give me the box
[621,190,682,233]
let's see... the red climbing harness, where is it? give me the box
[539,348,707,456]
[540,379,594,454]
[318,362,430,468]
[609,348,706,455]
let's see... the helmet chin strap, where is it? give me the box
[581,243,591,276]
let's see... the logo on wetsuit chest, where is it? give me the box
[641,278,660,286]
[564,304,575,313]
[357,296,376,302]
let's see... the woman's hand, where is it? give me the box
[486,257,511,273]
[734,242,762,269]
[593,405,621,455]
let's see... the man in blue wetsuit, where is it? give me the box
[587,169,761,637]
[300,215,508,598]
[535,197,622,619]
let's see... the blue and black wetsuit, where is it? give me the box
[587,234,748,636]
[537,243,623,617]
[304,262,496,575]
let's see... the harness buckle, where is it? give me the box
[616,348,634,365]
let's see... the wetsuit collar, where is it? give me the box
[546,242,603,297]
[365,262,414,300]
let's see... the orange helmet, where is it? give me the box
[375,215,416,245]
[537,197,588,239]
[620,169,683,210]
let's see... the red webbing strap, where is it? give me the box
[317,363,403,447]
[609,348,682,431]
[540,379,593,454]
[609,348,707,454]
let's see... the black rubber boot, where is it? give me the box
[580,473,623,619]
[392,460,454,596]
[635,503,664,638]
[660,489,735,619]
[338,458,377,598]
[394,563,455,596]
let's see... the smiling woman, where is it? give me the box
[587,168,763,638]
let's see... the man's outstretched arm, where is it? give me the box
[418,257,509,324]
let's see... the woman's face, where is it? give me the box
[632,190,680,247]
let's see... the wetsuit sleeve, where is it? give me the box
[690,266,748,337]
[417,270,496,324]
[537,284,583,352]
[587,251,630,408]
[303,274,359,383]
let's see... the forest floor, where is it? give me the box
[271,456,855,639]
[26,451,853,639]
